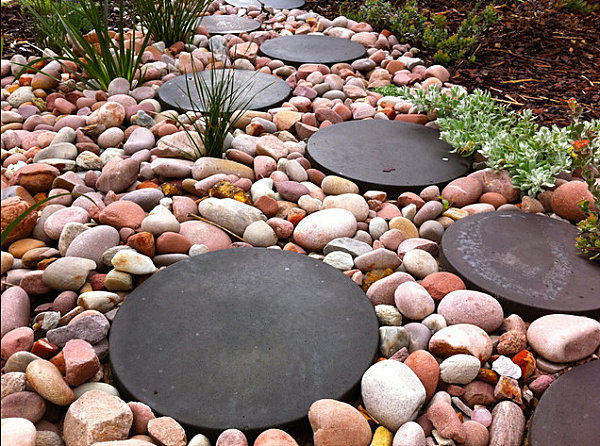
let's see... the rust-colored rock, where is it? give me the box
[550,180,594,222]
[127,232,156,257]
[1,197,39,248]
[10,164,60,194]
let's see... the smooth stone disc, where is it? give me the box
[158,69,291,112]
[226,0,305,9]
[198,15,261,34]
[440,211,600,320]
[260,35,366,65]
[110,248,379,436]
[306,120,471,194]
[529,360,599,446]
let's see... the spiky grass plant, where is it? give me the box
[21,0,93,52]
[21,0,155,90]
[172,57,267,159]
[134,0,210,47]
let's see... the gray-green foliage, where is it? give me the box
[376,85,600,196]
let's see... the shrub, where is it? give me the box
[134,0,210,47]
[22,0,155,90]
[342,0,500,65]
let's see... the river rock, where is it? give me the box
[437,290,504,333]
[198,197,266,236]
[43,257,96,291]
[361,360,426,431]
[429,324,493,362]
[66,225,120,267]
[25,359,75,406]
[488,401,525,446]
[293,209,357,251]
[63,390,133,446]
[308,399,372,446]
[526,314,600,362]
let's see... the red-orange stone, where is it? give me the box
[1,197,38,248]
[512,350,536,379]
[127,232,156,257]
[479,192,507,208]
[31,339,59,359]
[156,232,192,254]
[420,272,466,301]
[404,350,439,401]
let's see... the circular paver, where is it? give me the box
[197,15,261,34]
[158,69,291,112]
[306,120,471,194]
[260,35,366,65]
[110,248,379,435]
[529,360,599,446]
[440,211,600,320]
[225,0,306,9]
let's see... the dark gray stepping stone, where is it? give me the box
[440,211,600,320]
[260,35,366,65]
[306,120,471,194]
[226,0,306,9]
[110,248,378,436]
[158,69,291,112]
[529,360,599,446]
[198,15,261,34]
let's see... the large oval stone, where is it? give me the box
[429,324,493,362]
[361,360,426,432]
[437,290,504,333]
[293,208,357,251]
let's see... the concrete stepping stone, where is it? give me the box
[158,69,291,112]
[110,248,378,436]
[529,360,599,446]
[306,120,471,194]
[225,0,306,9]
[440,211,600,320]
[260,35,366,66]
[198,15,260,34]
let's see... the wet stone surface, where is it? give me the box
[440,211,600,320]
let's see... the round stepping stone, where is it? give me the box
[529,360,599,446]
[226,0,305,9]
[440,211,600,320]
[158,70,291,112]
[260,35,366,65]
[110,248,378,435]
[306,120,471,194]
[198,15,260,34]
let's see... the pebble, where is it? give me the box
[437,290,504,333]
[254,429,299,446]
[42,257,97,291]
[322,251,354,270]
[392,421,426,446]
[401,249,438,279]
[323,237,373,257]
[527,314,600,362]
[111,250,157,275]
[293,208,357,251]
[216,428,248,446]
[361,360,426,431]
[394,282,435,320]
[1,417,37,446]
[63,339,101,386]
[147,417,186,446]
[0,391,46,423]
[404,350,439,401]
[366,272,415,306]
[492,355,522,379]
[488,401,525,446]
[66,225,120,266]
[63,390,133,446]
[308,399,372,446]
[427,401,466,443]
[1,286,30,338]
[420,272,466,300]
[198,197,266,236]
[375,305,403,326]
[439,354,481,384]
[179,220,232,251]
[354,248,401,272]
[46,314,110,347]
[25,359,75,406]
[429,324,493,362]
[379,326,410,358]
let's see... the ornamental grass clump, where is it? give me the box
[134,0,210,47]
[171,57,264,159]
[22,0,155,90]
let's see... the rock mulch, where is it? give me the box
[1,0,599,445]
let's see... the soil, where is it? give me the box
[3,0,599,126]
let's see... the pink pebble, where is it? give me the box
[471,407,493,427]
